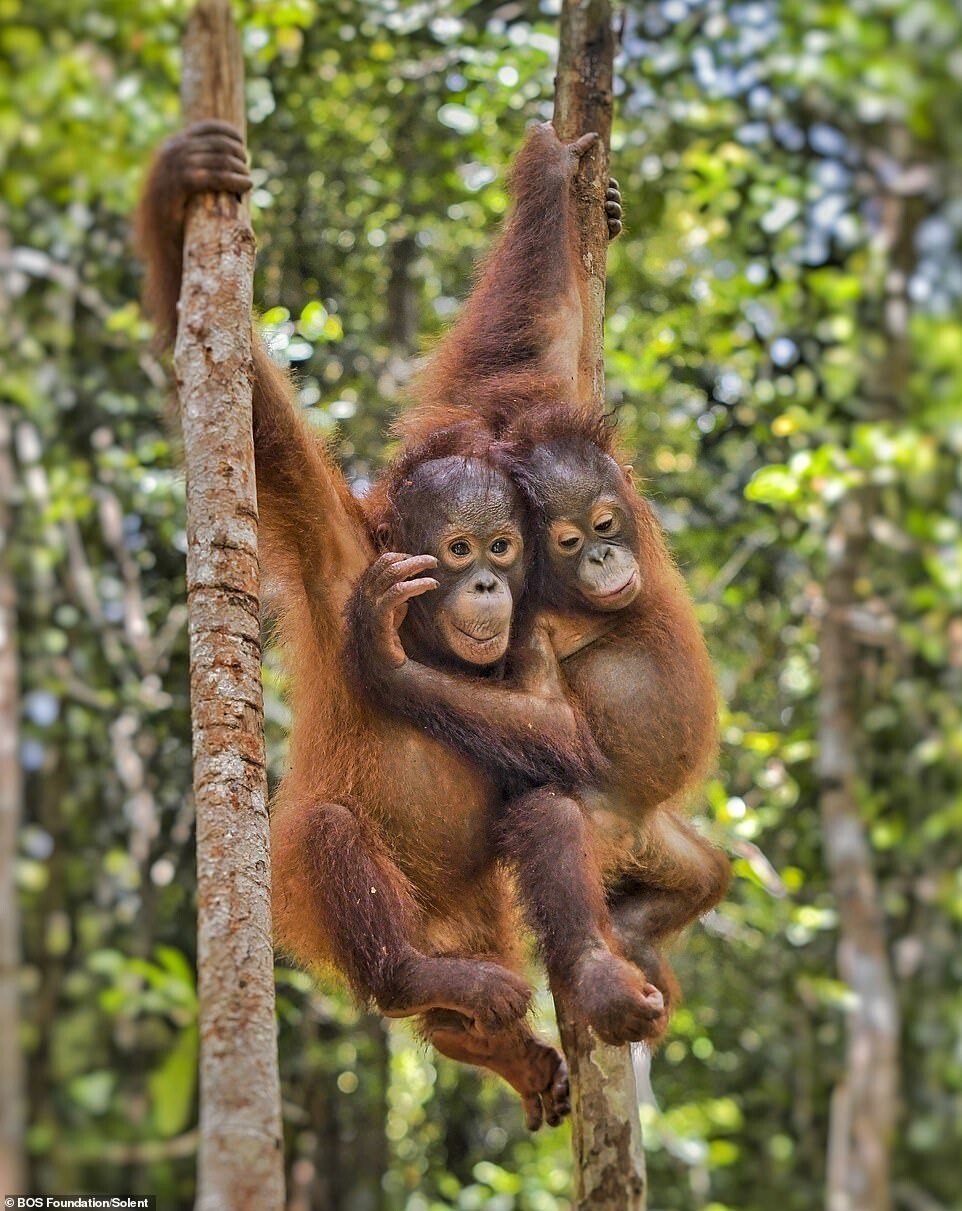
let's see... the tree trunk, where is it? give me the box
[0,407,25,1198]
[820,125,920,1211]
[819,493,899,1211]
[174,4,285,1208]
[552,4,646,1208]
[553,0,615,409]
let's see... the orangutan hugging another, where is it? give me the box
[137,110,728,1128]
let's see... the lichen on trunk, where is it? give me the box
[174,4,285,1208]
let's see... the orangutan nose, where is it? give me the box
[588,545,611,565]
[473,570,499,593]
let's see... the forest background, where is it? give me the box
[1,1,961,1209]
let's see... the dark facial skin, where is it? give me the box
[383,458,527,668]
[526,444,641,614]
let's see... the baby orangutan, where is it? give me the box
[136,122,596,1130]
[348,120,731,1045]
[346,420,729,1045]
[344,431,697,1046]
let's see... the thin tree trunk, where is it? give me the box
[819,492,898,1211]
[553,0,616,409]
[174,4,284,1208]
[0,406,25,1197]
[820,125,920,1211]
[552,5,647,1208]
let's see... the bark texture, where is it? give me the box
[552,3,646,1207]
[552,0,615,408]
[174,4,284,1208]
[0,407,25,1197]
[558,1026,647,1210]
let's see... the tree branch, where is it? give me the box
[551,4,647,1208]
[175,4,284,1208]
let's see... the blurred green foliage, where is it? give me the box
[3,0,961,1208]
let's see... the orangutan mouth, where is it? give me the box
[454,624,506,648]
[598,570,638,600]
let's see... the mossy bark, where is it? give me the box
[175,4,284,1208]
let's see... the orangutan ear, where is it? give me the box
[622,464,636,488]
[375,523,391,552]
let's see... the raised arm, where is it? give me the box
[343,553,606,793]
[403,123,621,440]
[136,121,371,602]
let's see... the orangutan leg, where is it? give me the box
[421,1009,570,1132]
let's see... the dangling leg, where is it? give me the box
[421,1011,570,1132]
[418,870,569,1130]
[609,807,730,944]
[608,807,730,1026]
[498,787,665,1045]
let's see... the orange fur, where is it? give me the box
[385,131,730,1041]
[397,123,588,444]
[135,128,572,1116]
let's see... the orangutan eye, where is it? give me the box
[551,522,584,553]
[595,514,615,534]
[449,540,471,558]
[490,538,510,555]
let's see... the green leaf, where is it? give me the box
[148,1023,198,1138]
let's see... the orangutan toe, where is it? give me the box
[542,1054,571,1127]
[520,1040,570,1131]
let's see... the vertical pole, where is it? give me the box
[0,407,25,1198]
[553,4,647,1208]
[820,124,916,1211]
[175,4,285,1208]
[553,0,616,409]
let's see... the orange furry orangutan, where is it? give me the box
[137,117,727,1128]
[349,122,730,1043]
[137,120,596,1131]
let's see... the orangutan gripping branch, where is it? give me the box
[396,122,623,444]
[136,121,576,1130]
[349,124,729,1046]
